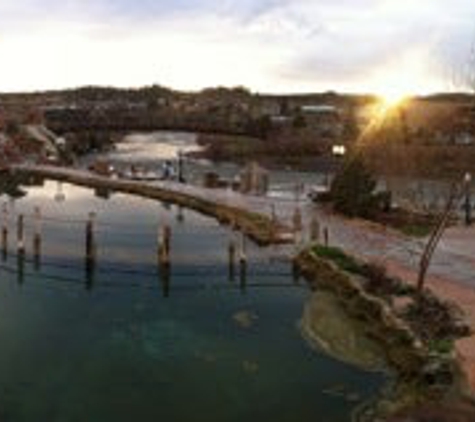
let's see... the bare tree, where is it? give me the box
[416,183,460,297]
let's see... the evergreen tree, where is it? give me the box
[330,154,378,217]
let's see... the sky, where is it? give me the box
[0,0,474,95]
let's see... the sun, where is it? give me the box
[367,49,438,109]
[378,90,410,109]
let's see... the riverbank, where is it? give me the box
[193,133,342,172]
[5,164,292,246]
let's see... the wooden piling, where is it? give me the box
[239,233,247,292]
[17,246,25,285]
[157,224,171,296]
[323,227,329,247]
[33,207,42,269]
[85,212,96,264]
[163,225,171,257]
[228,237,236,281]
[85,212,96,290]
[159,243,170,267]
[17,214,25,254]
[157,225,171,267]
[2,203,8,260]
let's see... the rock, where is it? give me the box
[242,360,259,373]
[233,310,258,329]
[421,357,454,387]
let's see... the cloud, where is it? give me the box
[0,0,474,93]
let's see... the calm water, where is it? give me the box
[83,131,330,200]
[0,182,385,421]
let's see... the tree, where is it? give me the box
[330,154,378,218]
[415,38,475,297]
[416,184,459,297]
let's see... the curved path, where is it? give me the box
[6,164,294,246]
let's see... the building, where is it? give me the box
[299,104,344,138]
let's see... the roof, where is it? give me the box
[300,105,338,114]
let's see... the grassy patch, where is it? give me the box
[312,245,364,275]
[427,338,454,355]
[399,223,434,238]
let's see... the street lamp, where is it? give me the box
[177,149,185,183]
[463,172,472,226]
[332,144,346,157]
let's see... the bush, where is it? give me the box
[362,262,390,293]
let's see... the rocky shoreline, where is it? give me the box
[294,245,474,420]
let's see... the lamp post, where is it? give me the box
[177,149,185,183]
[464,172,472,226]
[332,144,346,157]
[325,144,346,188]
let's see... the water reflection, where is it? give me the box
[159,262,171,298]
[85,256,95,291]
[102,132,201,165]
[17,248,25,285]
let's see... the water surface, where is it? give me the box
[0,176,385,421]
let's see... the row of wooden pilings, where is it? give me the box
[1,200,330,293]
[0,204,254,294]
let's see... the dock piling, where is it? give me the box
[2,203,8,260]
[33,207,42,270]
[157,225,171,267]
[239,233,247,292]
[157,223,171,296]
[17,246,25,285]
[228,237,236,281]
[17,214,25,255]
[85,212,97,287]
